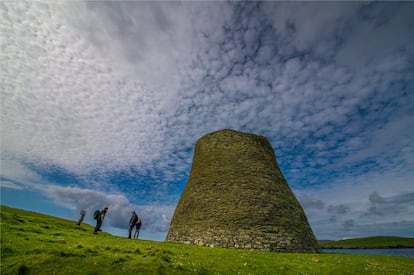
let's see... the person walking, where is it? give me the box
[76,210,86,226]
[94,207,108,234]
[134,216,142,239]
[128,211,138,239]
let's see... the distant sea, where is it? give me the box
[322,248,414,258]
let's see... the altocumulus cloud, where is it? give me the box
[1,1,414,239]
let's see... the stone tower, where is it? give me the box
[166,129,318,252]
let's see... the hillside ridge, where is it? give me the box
[319,236,414,249]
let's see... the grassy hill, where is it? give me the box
[1,205,414,274]
[319,236,414,249]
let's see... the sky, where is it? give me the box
[1,1,413,241]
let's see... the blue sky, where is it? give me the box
[1,1,413,241]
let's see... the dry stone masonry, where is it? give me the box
[166,129,318,252]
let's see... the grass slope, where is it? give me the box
[319,236,414,249]
[1,205,413,274]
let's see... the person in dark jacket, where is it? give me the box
[94,207,108,234]
[134,216,142,239]
[76,210,86,226]
[128,211,138,238]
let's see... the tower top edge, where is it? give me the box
[198,129,268,141]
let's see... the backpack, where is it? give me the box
[93,210,100,220]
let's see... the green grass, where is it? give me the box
[319,236,414,249]
[1,205,413,274]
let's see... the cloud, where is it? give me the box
[328,204,350,215]
[342,219,354,231]
[363,192,414,220]
[298,176,414,239]
[326,204,351,223]
[336,2,414,67]
[3,1,413,186]
[1,1,184,183]
[369,192,386,204]
[298,195,325,210]
[0,180,23,190]
[365,206,384,217]
[261,2,359,56]
[0,158,44,189]
[62,2,187,92]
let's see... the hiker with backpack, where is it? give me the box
[93,207,108,234]
[128,211,138,239]
[134,216,142,239]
